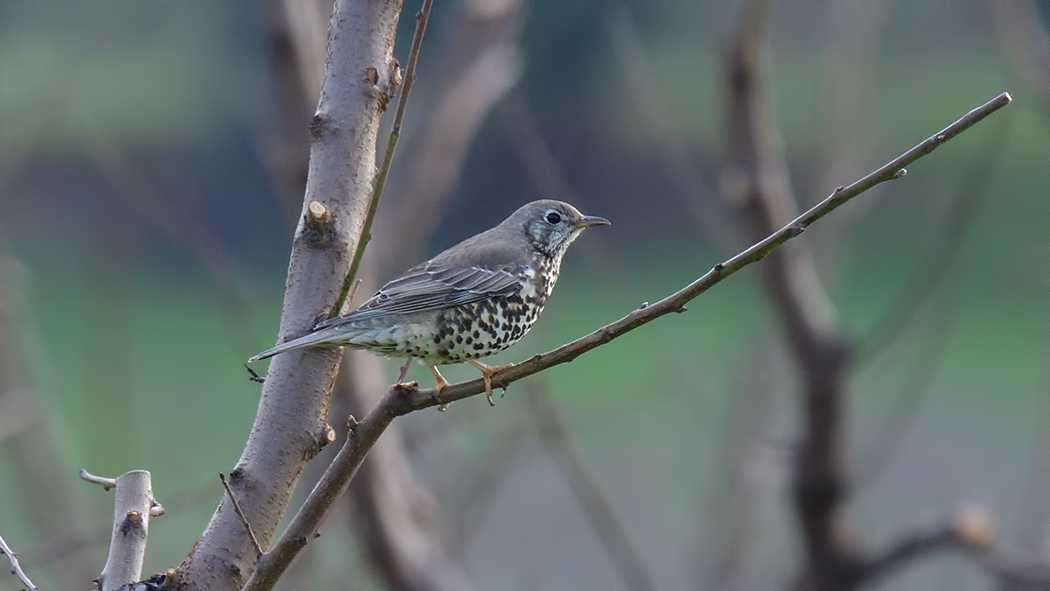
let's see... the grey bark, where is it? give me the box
[173,1,404,589]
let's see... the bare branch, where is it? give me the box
[526,380,655,591]
[400,91,1010,413]
[245,92,1011,584]
[0,531,39,591]
[86,470,163,591]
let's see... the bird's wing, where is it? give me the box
[315,261,528,328]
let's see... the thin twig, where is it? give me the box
[0,532,39,591]
[526,380,655,591]
[337,0,434,313]
[220,473,264,557]
[81,468,118,491]
[239,92,1011,588]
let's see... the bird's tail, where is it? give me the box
[246,325,352,363]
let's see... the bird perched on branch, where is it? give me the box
[248,199,609,405]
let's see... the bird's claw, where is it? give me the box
[468,360,514,408]
[430,366,452,411]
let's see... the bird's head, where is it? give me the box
[506,200,610,259]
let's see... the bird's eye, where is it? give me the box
[545,211,562,224]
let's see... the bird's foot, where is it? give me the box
[430,366,452,411]
[467,359,514,407]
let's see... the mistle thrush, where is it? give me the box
[248,200,609,404]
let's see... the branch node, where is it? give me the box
[303,201,336,249]
[713,262,725,273]
[673,305,688,314]
[319,424,337,449]
[346,415,359,432]
[308,113,327,140]
[892,168,908,179]
[219,473,264,557]
[952,504,995,549]
[834,185,844,193]
[639,301,649,309]
[363,66,379,85]
[306,201,329,227]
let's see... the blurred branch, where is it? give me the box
[0,531,39,591]
[248,87,1010,586]
[806,0,883,203]
[853,298,958,487]
[853,116,1009,362]
[604,7,737,252]
[498,92,630,287]
[82,469,165,591]
[1015,315,1050,554]
[987,0,1050,119]
[722,2,858,587]
[78,127,262,355]
[172,0,408,589]
[0,238,98,589]
[706,342,780,591]
[446,418,527,560]
[260,0,328,219]
[720,1,1011,588]
[525,379,655,591]
[857,505,994,587]
[376,0,526,273]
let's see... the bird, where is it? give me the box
[248,199,610,405]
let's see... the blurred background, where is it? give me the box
[1,0,1048,589]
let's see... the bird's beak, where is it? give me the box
[575,215,611,228]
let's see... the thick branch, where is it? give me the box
[173,1,405,589]
[250,92,1011,580]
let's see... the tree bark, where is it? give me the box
[172,1,404,589]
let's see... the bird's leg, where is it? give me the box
[395,358,413,386]
[467,359,514,407]
[430,366,452,410]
